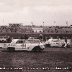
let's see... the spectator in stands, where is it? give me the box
[43,35,46,41]
[6,36,12,43]
[24,34,28,39]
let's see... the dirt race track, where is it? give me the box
[0,47,72,72]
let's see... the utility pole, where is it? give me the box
[43,21,44,27]
[66,21,68,26]
[54,21,56,26]
[31,22,33,26]
[3,18,4,25]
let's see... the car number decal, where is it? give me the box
[21,44,26,48]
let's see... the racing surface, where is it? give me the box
[0,47,72,72]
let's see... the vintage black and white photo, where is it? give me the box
[0,0,72,72]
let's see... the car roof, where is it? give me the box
[26,39,40,43]
[11,39,40,43]
[11,39,25,43]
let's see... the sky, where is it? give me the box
[0,0,72,26]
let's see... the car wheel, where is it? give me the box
[61,44,65,48]
[32,46,42,52]
[7,47,15,52]
[67,44,70,48]
[45,44,50,47]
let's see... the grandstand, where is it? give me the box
[0,24,72,39]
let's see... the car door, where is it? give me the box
[22,40,26,50]
[15,39,24,50]
[24,40,30,50]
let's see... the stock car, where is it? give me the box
[6,39,45,52]
[45,39,65,47]
[0,39,9,49]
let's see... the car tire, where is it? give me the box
[7,47,15,52]
[32,46,42,52]
[67,44,70,48]
[61,44,65,48]
[45,44,50,47]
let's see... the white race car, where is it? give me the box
[6,39,45,52]
[45,39,65,47]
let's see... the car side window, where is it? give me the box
[16,40,23,43]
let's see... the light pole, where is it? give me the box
[54,21,56,26]
[66,21,68,26]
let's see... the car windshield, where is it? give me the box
[16,40,23,43]
[16,39,25,43]
[26,39,40,43]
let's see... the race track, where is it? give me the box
[0,47,72,72]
